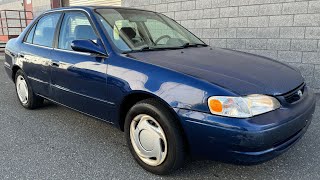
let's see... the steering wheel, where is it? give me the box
[154,35,171,45]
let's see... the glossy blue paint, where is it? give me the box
[3,6,316,163]
[129,48,304,96]
[176,86,315,162]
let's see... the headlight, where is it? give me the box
[208,94,280,118]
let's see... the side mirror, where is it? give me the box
[71,39,107,57]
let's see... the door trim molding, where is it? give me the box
[51,84,115,105]
[37,94,114,124]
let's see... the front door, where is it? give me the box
[50,11,110,120]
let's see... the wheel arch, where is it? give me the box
[118,90,190,152]
[118,91,170,131]
[11,65,22,82]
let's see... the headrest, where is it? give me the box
[120,27,136,39]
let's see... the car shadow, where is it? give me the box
[36,100,58,110]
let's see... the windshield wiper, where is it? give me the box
[127,46,184,53]
[124,44,203,53]
[127,46,157,52]
[181,43,208,48]
[139,46,153,51]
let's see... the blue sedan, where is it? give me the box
[3,6,316,174]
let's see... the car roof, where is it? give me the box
[44,6,152,14]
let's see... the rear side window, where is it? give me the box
[25,25,36,43]
[32,13,61,47]
[58,12,97,50]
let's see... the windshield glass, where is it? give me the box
[95,8,205,52]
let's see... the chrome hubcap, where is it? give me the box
[16,75,29,105]
[130,114,168,166]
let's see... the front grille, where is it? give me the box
[283,83,305,104]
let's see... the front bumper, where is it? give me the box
[175,87,316,164]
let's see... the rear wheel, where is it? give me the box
[124,99,186,175]
[15,70,43,109]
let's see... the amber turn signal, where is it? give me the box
[209,99,223,113]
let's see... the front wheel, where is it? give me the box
[124,99,186,175]
[15,69,43,109]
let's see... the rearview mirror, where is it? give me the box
[71,39,107,56]
[128,16,147,22]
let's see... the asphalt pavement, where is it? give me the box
[0,60,319,179]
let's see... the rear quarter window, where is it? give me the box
[25,25,36,44]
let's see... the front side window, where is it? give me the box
[95,8,205,52]
[58,12,97,50]
[33,13,61,47]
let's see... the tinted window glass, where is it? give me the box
[25,24,36,43]
[144,19,187,45]
[33,13,61,47]
[96,9,204,52]
[58,12,97,50]
[97,15,129,51]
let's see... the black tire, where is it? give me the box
[15,69,44,109]
[124,98,186,175]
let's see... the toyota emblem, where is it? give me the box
[297,90,303,97]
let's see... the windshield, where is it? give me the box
[95,8,206,52]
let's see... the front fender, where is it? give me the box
[106,53,237,113]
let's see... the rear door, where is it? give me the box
[50,11,110,120]
[20,12,61,97]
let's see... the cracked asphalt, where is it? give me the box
[0,60,319,179]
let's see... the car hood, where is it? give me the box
[127,47,304,95]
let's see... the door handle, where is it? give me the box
[18,53,24,58]
[52,62,60,67]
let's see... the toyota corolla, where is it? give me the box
[3,7,316,174]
